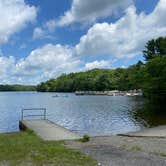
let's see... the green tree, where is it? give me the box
[142,56,166,103]
[143,37,166,61]
[95,73,110,91]
[36,82,49,92]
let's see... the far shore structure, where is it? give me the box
[75,89,142,96]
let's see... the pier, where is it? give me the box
[19,108,81,141]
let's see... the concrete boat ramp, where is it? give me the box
[119,125,166,138]
[19,120,81,141]
[19,108,81,141]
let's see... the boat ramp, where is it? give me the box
[19,108,81,141]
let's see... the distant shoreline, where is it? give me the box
[75,90,142,96]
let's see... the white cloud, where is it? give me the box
[0,56,15,84]
[45,0,132,29]
[0,56,14,75]
[75,0,166,58]
[0,44,81,84]
[33,27,45,39]
[45,19,57,32]
[32,26,56,40]
[0,0,37,45]
[85,60,111,70]
[13,44,81,84]
[57,0,132,26]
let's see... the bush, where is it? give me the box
[79,135,90,142]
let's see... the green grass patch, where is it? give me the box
[0,131,97,166]
[158,153,166,157]
[130,146,142,151]
[154,152,166,157]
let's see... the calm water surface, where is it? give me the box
[0,92,165,136]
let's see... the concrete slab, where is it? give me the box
[119,125,166,138]
[19,120,81,141]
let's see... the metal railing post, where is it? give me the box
[21,109,24,120]
[44,109,46,120]
[20,108,47,120]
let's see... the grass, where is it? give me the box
[154,152,166,157]
[121,144,142,151]
[158,153,166,157]
[130,146,142,151]
[0,130,97,166]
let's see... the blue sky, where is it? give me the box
[0,0,165,84]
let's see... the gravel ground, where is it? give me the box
[64,136,166,166]
[89,136,166,155]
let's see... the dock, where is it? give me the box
[19,108,81,141]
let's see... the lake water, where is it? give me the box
[0,92,165,136]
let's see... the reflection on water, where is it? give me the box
[0,92,165,136]
[133,100,166,127]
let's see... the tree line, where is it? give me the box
[37,37,166,103]
[0,85,36,91]
[36,63,144,92]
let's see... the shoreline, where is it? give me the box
[1,124,166,137]
[75,90,142,96]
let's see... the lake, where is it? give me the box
[0,92,165,136]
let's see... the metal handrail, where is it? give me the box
[21,108,47,120]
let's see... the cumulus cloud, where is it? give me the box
[45,19,57,32]
[0,0,37,45]
[33,27,45,39]
[0,44,81,84]
[0,56,15,84]
[12,44,80,84]
[75,0,166,58]
[46,0,132,29]
[85,60,111,70]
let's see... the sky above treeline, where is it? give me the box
[0,0,165,85]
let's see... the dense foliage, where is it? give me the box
[143,37,166,61]
[36,61,144,92]
[141,37,166,103]
[0,85,36,91]
[142,56,166,103]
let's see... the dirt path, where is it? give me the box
[64,136,166,166]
